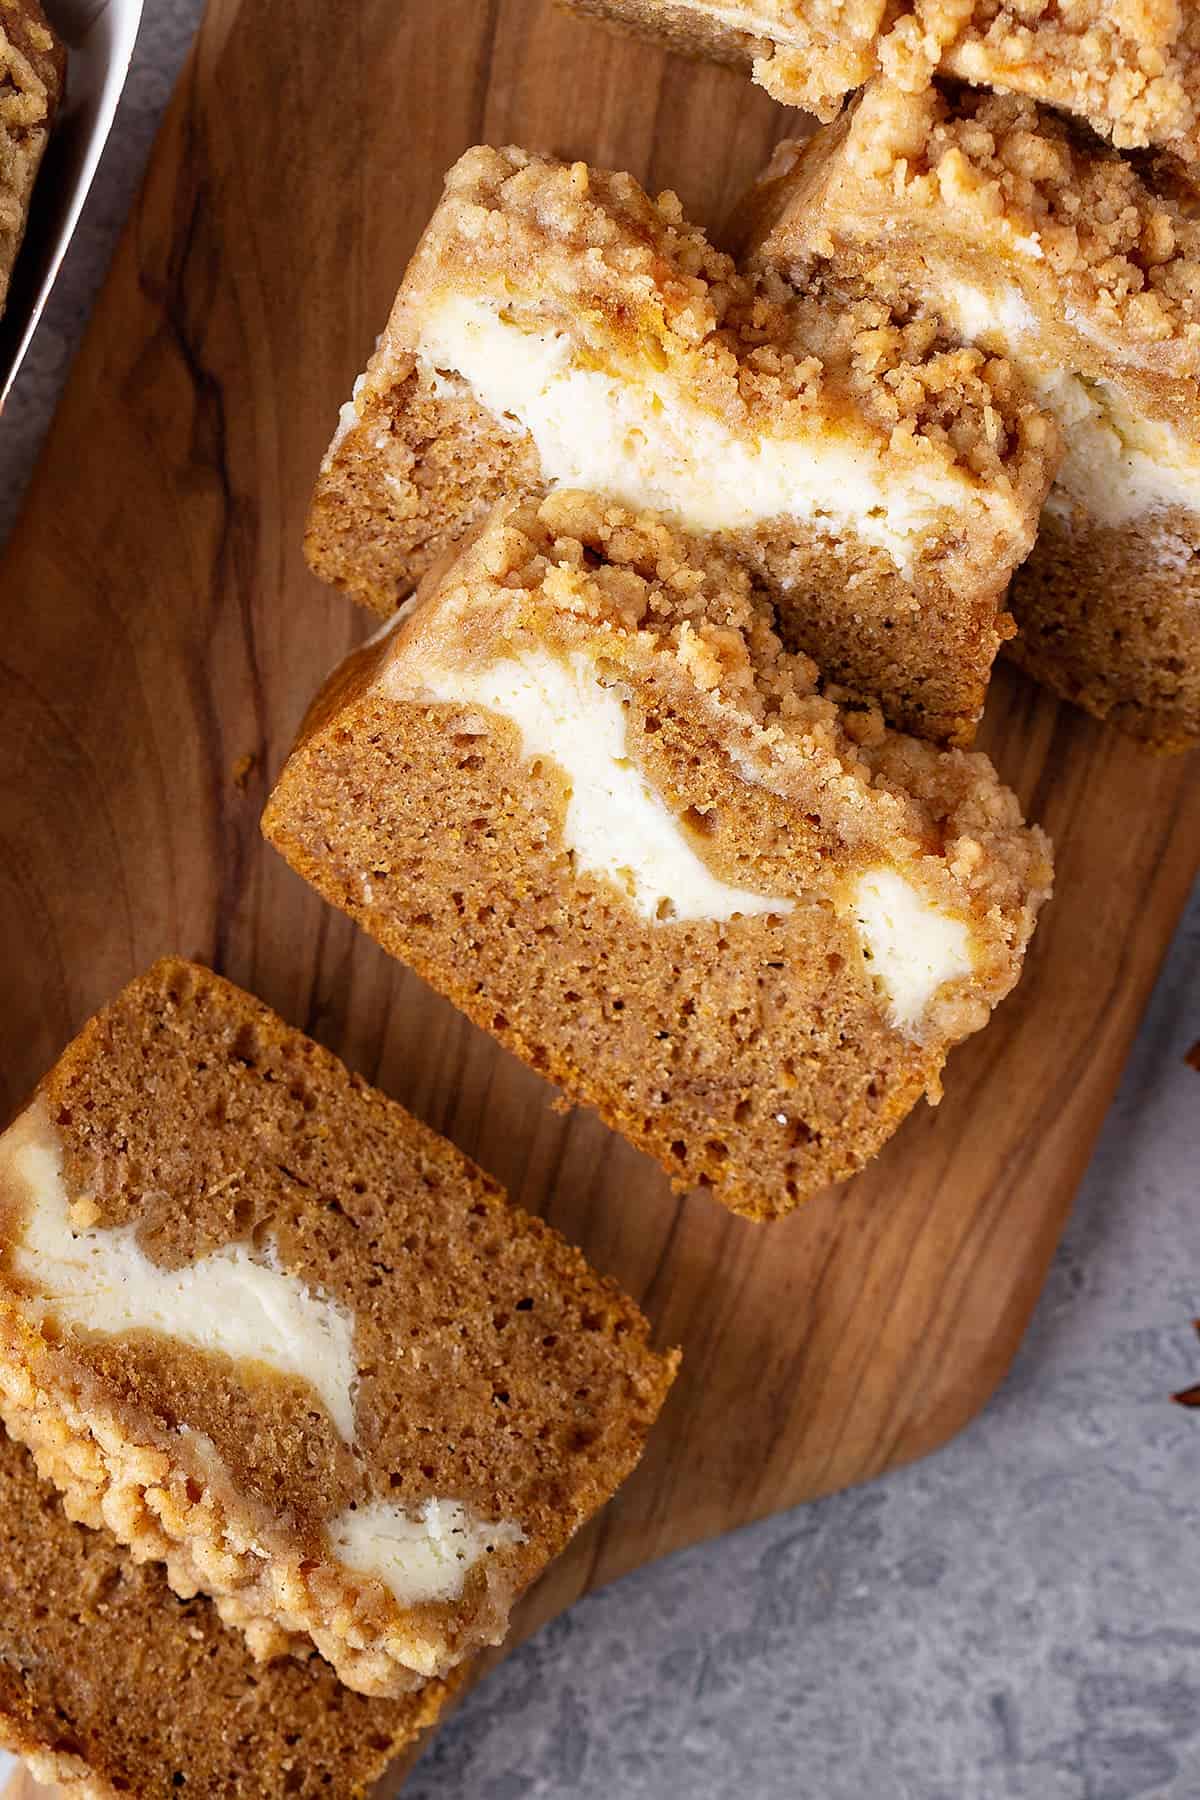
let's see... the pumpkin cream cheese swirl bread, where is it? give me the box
[305,144,1060,747]
[0,959,677,1701]
[267,493,1054,1224]
[556,0,1200,163]
[738,79,1200,749]
[0,1427,455,1800]
[0,0,65,318]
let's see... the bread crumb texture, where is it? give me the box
[0,1423,453,1799]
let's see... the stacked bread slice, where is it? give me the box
[737,78,1200,749]
[271,490,1051,1219]
[273,114,1064,1225]
[307,142,1060,747]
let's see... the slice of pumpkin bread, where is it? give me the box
[739,79,1200,749]
[0,958,677,1699]
[267,491,1053,1224]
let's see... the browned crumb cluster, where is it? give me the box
[560,0,1200,160]
[0,958,677,1697]
[926,0,1200,163]
[0,1424,453,1799]
[271,492,1053,1222]
[750,80,1200,365]
[0,0,64,316]
[308,143,1058,745]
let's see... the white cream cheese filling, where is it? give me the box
[414,293,997,579]
[925,275,1200,531]
[329,1498,525,1611]
[399,645,792,924]
[850,867,975,1034]
[0,1108,530,1646]
[0,1107,359,1440]
[938,279,1039,350]
[1033,371,1200,530]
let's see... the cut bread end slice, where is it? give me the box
[0,958,678,1697]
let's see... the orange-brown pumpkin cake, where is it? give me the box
[0,959,677,1700]
[268,492,1054,1224]
[740,79,1200,749]
[305,144,1059,747]
[0,1425,453,1799]
[557,0,1200,162]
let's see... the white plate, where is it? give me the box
[0,0,143,407]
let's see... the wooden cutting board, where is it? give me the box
[1,0,1197,1789]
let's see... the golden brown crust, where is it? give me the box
[0,959,677,1696]
[0,0,64,316]
[271,493,1053,1222]
[0,1426,454,1799]
[307,143,1058,745]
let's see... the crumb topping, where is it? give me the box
[401,144,1047,488]
[568,0,1200,157]
[468,488,835,731]
[823,81,1200,352]
[0,1,55,128]
[927,0,1200,159]
[737,0,890,117]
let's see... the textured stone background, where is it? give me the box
[2,5,1198,1796]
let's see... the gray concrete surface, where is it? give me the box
[2,5,1198,1796]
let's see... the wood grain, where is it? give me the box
[0,0,1197,1791]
